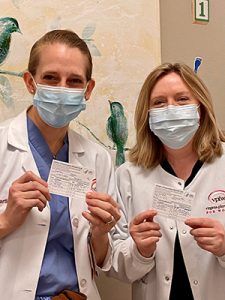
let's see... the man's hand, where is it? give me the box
[83,191,120,236]
[82,191,121,266]
[0,171,50,238]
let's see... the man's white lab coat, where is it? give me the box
[0,109,115,300]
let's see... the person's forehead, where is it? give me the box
[37,43,88,77]
[152,73,189,93]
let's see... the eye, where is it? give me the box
[177,96,190,104]
[42,74,58,82]
[70,78,83,84]
[68,78,85,88]
[150,98,167,108]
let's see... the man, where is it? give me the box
[0,29,120,300]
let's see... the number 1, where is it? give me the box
[199,2,206,17]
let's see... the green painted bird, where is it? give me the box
[107,100,128,166]
[0,17,21,65]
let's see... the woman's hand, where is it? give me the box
[130,209,162,258]
[185,217,225,257]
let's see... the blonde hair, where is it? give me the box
[28,29,92,81]
[129,62,225,168]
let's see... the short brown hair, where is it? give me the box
[129,62,225,168]
[28,29,92,81]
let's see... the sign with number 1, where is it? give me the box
[192,0,209,24]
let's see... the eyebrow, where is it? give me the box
[151,90,192,99]
[175,91,192,96]
[42,71,85,80]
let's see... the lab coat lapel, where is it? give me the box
[68,128,87,210]
[7,108,50,208]
[7,108,40,174]
[68,128,85,167]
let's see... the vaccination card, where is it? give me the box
[48,160,95,199]
[152,184,195,221]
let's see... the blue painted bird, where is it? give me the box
[0,17,21,65]
[107,100,128,166]
[194,57,203,73]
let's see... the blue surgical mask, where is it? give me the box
[33,83,87,128]
[149,104,200,149]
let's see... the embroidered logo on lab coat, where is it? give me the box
[206,190,225,214]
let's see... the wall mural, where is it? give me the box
[0,1,161,166]
[0,17,22,110]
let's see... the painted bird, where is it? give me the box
[194,57,203,74]
[82,23,101,56]
[0,17,21,65]
[107,100,128,166]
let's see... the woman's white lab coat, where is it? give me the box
[0,109,115,300]
[109,154,225,300]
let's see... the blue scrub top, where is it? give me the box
[27,117,79,297]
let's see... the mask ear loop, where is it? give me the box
[84,81,89,100]
[196,104,201,122]
[29,73,37,94]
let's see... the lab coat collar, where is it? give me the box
[7,108,30,152]
[68,127,85,154]
[7,107,86,154]
[68,127,86,168]
[7,108,87,170]
[6,107,41,179]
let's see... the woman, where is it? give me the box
[108,62,225,300]
[0,29,120,300]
